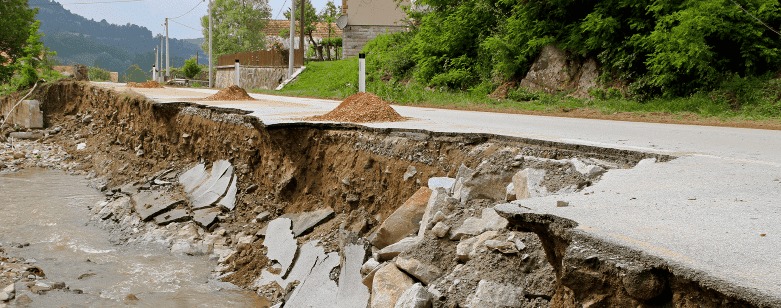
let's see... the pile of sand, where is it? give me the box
[127,81,163,88]
[203,86,256,101]
[308,92,404,123]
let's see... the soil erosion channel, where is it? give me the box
[0,81,764,307]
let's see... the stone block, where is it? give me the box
[427,177,455,194]
[193,208,219,229]
[131,190,182,221]
[466,280,523,308]
[395,257,443,285]
[336,243,371,308]
[154,209,190,225]
[263,218,297,275]
[394,283,432,308]
[371,263,414,308]
[6,100,44,129]
[377,237,421,262]
[512,168,547,200]
[372,187,432,249]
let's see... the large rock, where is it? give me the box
[371,263,415,308]
[193,208,219,229]
[372,187,431,249]
[395,257,443,285]
[512,168,547,200]
[450,208,508,240]
[263,218,298,275]
[131,190,183,221]
[336,243,371,308]
[466,280,523,308]
[377,237,421,262]
[417,188,451,237]
[281,207,335,237]
[217,174,238,211]
[519,45,599,97]
[394,283,432,308]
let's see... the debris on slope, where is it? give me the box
[308,92,405,123]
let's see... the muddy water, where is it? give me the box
[0,169,264,307]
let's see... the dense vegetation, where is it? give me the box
[365,0,781,99]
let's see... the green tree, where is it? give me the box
[0,0,40,84]
[182,57,202,79]
[201,0,271,57]
[320,1,340,60]
[88,66,111,81]
[283,0,321,60]
[122,64,147,83]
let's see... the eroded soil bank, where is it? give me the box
[0,81,764,307]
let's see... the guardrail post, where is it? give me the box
[359,53,366,93]
[234,59,240,88]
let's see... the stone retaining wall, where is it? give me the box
[215,66,288,90]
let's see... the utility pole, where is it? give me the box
[154,46,158,81]
[159,36,163,82]
[288,0,295,78]
[208,0,213,88]
[165,17,170,81]
[300,0,305,65]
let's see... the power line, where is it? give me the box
[275,0,288,20]
[59,0,143,5]
[729,0,781,36]
[170,0,204,20]
[169,19,200,32]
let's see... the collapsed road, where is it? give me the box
[1,80,780,307]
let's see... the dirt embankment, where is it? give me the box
[0,81,763,307]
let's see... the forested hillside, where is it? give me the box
[30,0,202,75]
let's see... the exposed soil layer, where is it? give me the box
[126,81,163,88]
[308,92,405,123]
[203,85,257,101]
[1,80,771,307]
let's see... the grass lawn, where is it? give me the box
[253,59,781,130]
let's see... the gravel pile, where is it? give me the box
[203,86,256,101]
[308,92,404,123]
[126,81,163,88]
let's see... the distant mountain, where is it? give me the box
[30,0,203,78]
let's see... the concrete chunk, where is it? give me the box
[427,177,455,194]
[285,252,340,307]
[263,218,297,275]
[254,241,323,290]
[190,161,233,210]
[281,207,335,237]
[373,187,431,249]
[512,168,547,199]
[193,208,219,229]
[179,163,208,193]
[336,243,371,308]
[450,208,508,240]
[131,190,182,221]
[5,100,43,129]
[217,174,238,211]
[154,209,190,225]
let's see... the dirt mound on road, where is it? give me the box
[203,85,256,101]
[308,92,404,123]
[127,81,163,88]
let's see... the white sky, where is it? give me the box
[55,0,334,39]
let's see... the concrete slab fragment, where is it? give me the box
[131,190,182,221]
[154,209,191,225]
[254,241,324,290]
[427,177,455,194]
[193,209,219,229]
[5,100,43,129]
[373,187,431,249]
[395,257,443,285]
[285,252,340,307]
[372,263,414,308]
[377,237,421,262]
[190,161,233,209]
[217,174,237,211]
[179,163,208,193]
[336,243,371,308]
[263,218,297,275]
[281,207,335,237]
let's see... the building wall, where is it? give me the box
[342,25,405,58]
[345,0,408,26]
[215,66,288,90]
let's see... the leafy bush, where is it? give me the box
[182,57,202,79]
[366,0,781,97]
[88,66,111,81]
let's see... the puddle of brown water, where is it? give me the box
[0,169,266,307]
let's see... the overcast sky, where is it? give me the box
[56,0,334,39]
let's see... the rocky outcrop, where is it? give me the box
[520,45,600,98]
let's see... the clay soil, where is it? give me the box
[307,92,405,123]
[203,85,257,101]
[126,81,163,88]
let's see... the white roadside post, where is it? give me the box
[234,59,240,87]
[359,53,366,93]
[152,65,157,81]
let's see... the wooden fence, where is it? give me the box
[217,49,304,67]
